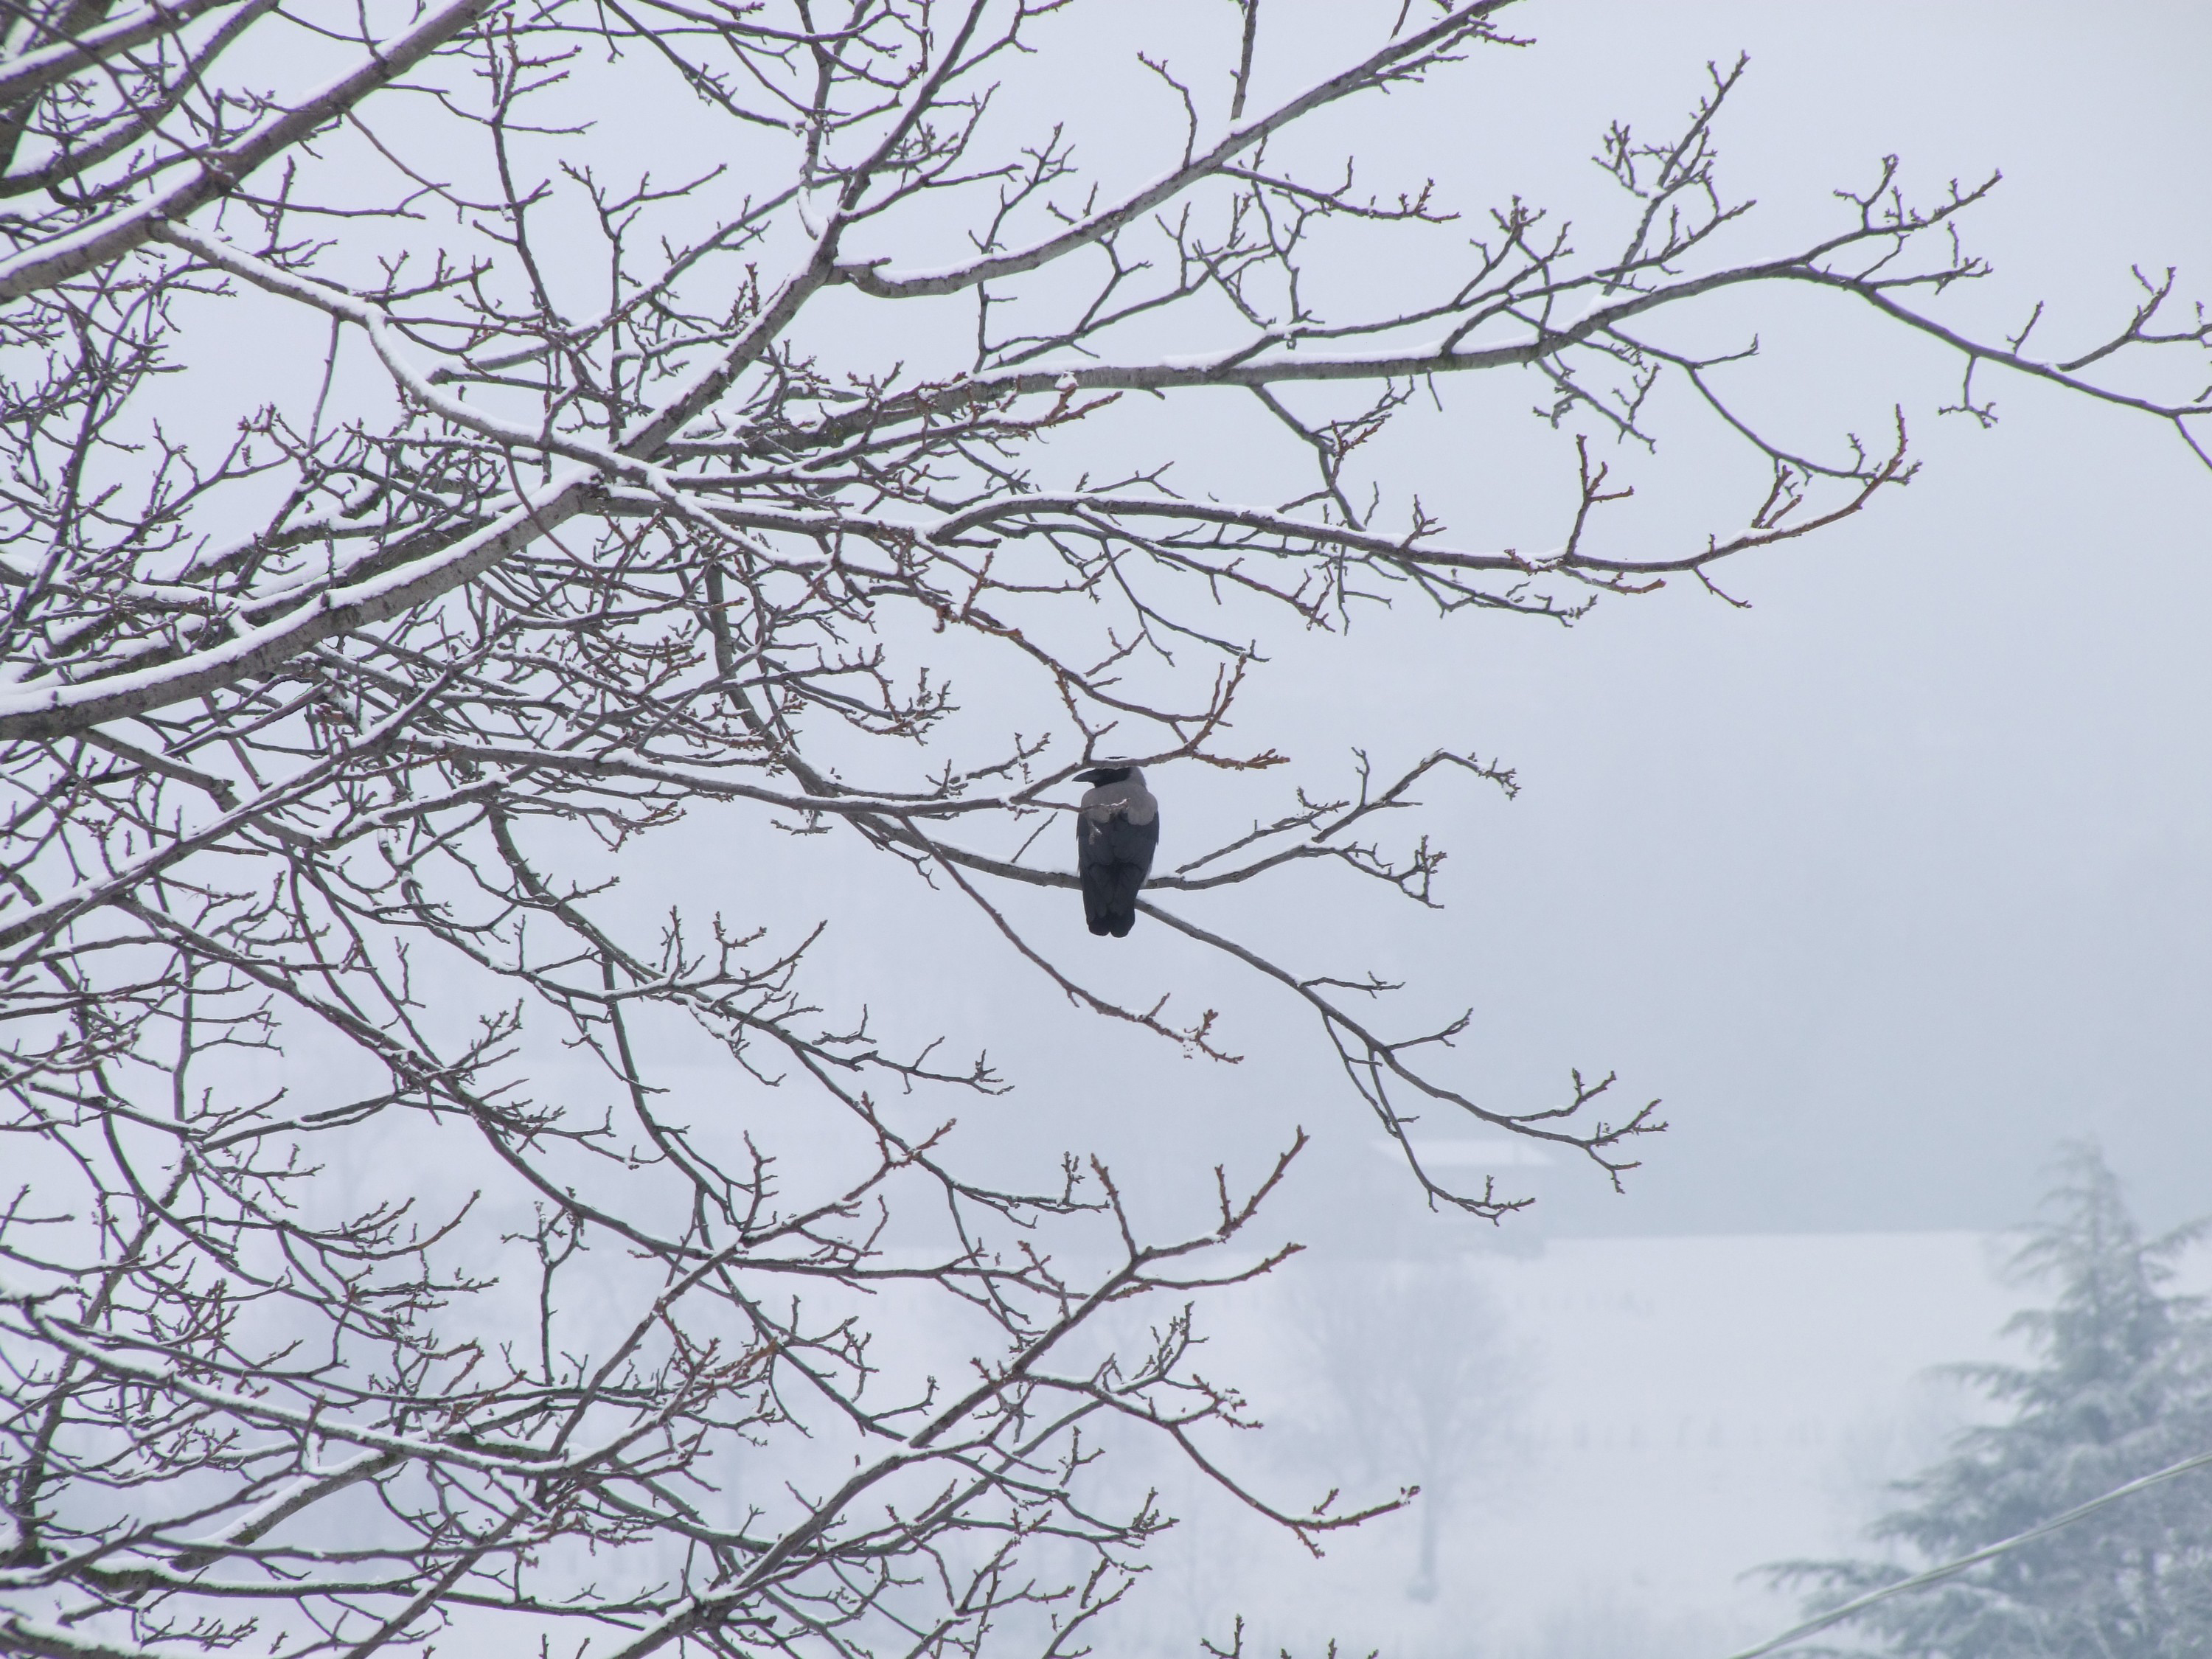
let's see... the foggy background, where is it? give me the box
[535,0,2212,1231]
[844,0,2212,1240]
[145,1,2212,1652]
[1348,0,2212,1241]
[217,1,2212,1237]
[507,7,2212,1648]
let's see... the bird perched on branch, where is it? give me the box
[1074,765,1158,938]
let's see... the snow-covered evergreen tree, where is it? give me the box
[1777,1145,2212,1657]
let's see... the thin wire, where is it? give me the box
[1728,1444,2212,1659]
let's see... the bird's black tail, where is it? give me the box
[1082,862,1144,937]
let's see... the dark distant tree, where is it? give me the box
[1292,1261,1519,1602]
[1773,1146,2212,1658]
[0,4,2207,1659]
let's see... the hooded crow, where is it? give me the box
[1073,765,1158,937]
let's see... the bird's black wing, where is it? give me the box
[1112,812,1159,880]
[1077,812,1158,937]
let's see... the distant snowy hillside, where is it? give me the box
[1105,1229,2191,1659]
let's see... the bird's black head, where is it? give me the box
[1074,766,1133,785]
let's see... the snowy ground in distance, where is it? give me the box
[1105,1230,2133,1659]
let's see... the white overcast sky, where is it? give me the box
[799,0,2212,1243]
[212,1,2212,1245]
[84,5,2210,1648]
[1368,0,2212,1237]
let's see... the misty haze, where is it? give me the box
[2,4,2208,1659]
